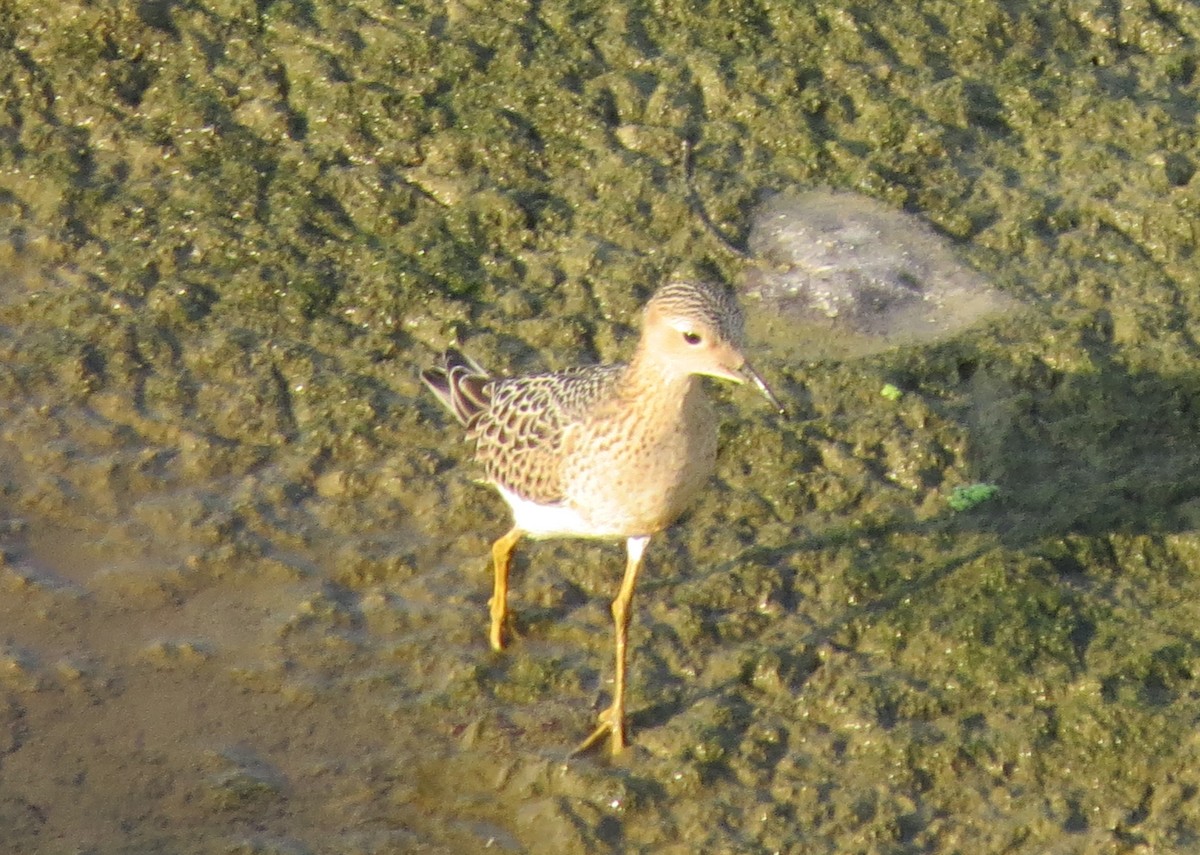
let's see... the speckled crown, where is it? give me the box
[646,280,746,348]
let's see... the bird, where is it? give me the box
[420,278,781,755]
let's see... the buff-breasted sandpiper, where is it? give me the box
[421,279,781,755]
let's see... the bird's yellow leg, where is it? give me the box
[573,535,649,757]
[489,527,523,651]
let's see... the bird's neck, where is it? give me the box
[617,346,697,408]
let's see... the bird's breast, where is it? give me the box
[559,385,718,538]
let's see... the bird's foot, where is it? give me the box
[571,703,625,757]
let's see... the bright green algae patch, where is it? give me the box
[2,0,1200,852]
[948,483,1000,512]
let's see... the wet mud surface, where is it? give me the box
[3,1,1200,852]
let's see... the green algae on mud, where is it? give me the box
[1,0,1200,852]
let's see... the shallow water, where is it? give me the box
[3,1,1200,853]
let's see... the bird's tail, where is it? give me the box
[420,348,491,426]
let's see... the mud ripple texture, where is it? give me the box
[1,1,1200,853]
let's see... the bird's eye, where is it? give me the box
[682,331,703,346]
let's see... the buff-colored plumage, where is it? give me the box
[421,279,780,755]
